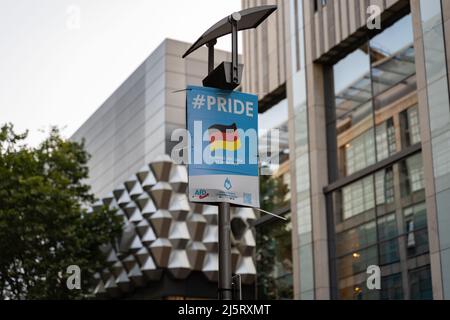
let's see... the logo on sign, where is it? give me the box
[194,189,209,200]
[224,178,232,191]
[208,123,241,152]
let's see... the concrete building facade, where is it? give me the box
[72,39,231,198]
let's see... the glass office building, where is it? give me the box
[242,0,450,299]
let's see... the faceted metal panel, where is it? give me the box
[124,202,143,224]
[129,235,144,253]
[202,205,218,225]
[186,213,207,241]
[150,182,172,209]
[106,249,119,264]
[111,261,124,278]
[237,229,256,257]
[135,247,151,265]
[128,263,146,287]
[231,247,240,272]
[116,270,132,292]
[202,253,218,282]
[94,280,108,298]
[235,256,256,285]
[140,256,162,281]
[114,186,131,208]
[92,154,256,298]
[104,275,121,298]
[122,254,138,272]
[203,225,219,252]
[169,221,190,249]
[103,193,119,212]
[135,193,157,218]
[169,165,188,193]
[149,210,172,238]
[149,238,172,268]
[186,241,207,271]
[231,217,247,241]
[118,222,137,254]
[124,175,144,200]
[168,250,192,279]
[141,228,157,246]
[135,219,150,237]
[150,155,173,182]
[137,165,156,186]
[233,207,257,225]
[169,193,190,221]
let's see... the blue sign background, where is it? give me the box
[186,85,259,178]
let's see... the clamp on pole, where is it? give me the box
[206,40,217,74]
[229,12,241,85]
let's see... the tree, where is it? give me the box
[256,171,292,299]
[0,124,122,299]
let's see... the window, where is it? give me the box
[407,107,421,145]
[409,266,433,300]
[404,203,429,258]
[375,167,395,205]
[342,176,375,220]
[381,274,404,300]
[401,106,421,148]
[334,46,372,180]
[331,15,416,181]
[345,129,376,176]
[376,118,396,161]
[401,154,425,196]
[378,214,400,265]
[337,246,378,279]
[378,214,398,241]
[379,238,400,265]
[340,282,379,300]
[336,221,377,256]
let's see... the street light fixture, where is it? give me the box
[183,5,277,90]
[182,5,277,300]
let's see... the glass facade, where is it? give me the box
[290,0,314,299]
[419,0,450,299]
[327,13,432,299]
[256,216,293,300]
[247,0,450,300]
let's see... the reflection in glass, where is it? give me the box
[404,202,429,258]
[401,106,421,147]
[336,222,377,256]
[256,217,293,300]
[381,274,404,300]
[400,153,425,197]
[409,266,433,300]
[334,46,373,179]
[342,176,375,220]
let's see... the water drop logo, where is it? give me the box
[224,178,232,191]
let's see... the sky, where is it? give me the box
[0,0,241,146]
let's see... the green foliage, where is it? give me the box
[256,171,293,299]
[259,173,289,213]
[0,123,123,299]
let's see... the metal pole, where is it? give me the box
[230,13,241,85]
[207,40,217,74]
[218,202,232,300]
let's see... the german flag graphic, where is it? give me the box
[208,123,242,152]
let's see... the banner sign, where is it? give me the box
[186,85,259,208]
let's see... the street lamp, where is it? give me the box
[183,5,277,90]
[182,5,277,300]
